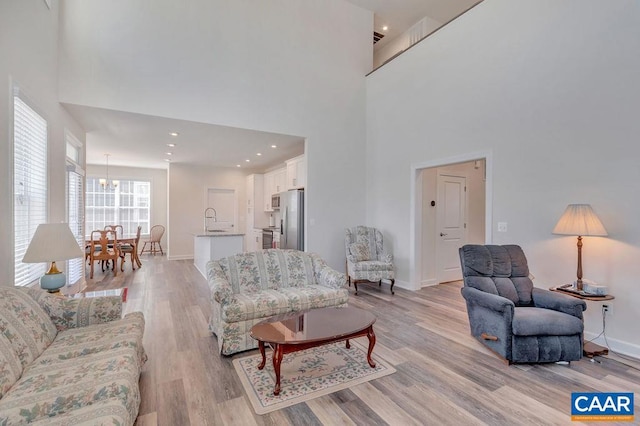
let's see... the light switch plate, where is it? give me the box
[497,222,508,232]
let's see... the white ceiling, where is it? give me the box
[69,0,478,171]
[65,104,304,171]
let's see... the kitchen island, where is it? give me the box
[194,232,244,278]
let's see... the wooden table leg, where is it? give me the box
[584,341,609,358]
[273,344,283,396]
[366,326,376,368]
[257,341,266,370]
[345,339,350,349]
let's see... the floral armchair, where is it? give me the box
[345,226,395,295]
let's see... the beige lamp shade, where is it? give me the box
[552,204,608,237]
[22,223,84,263]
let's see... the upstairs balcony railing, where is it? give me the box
[368,1,484,76]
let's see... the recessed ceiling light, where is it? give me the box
[245,159,250,162]
[165,152,173,155]
[164,158,171,162]
[271,145,277,148]
[169,132,179,137]
[236,164,241,168]
[382,25,388,31]
[256,153,262,156]
[166,143,176,148]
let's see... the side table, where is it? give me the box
[550,286,614,358]
[68,287,128,302]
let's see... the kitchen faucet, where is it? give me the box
[204,207,217,231]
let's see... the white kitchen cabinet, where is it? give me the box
[263,167,287,212]
[263,172,274,211]
[285,155,306,189]
[273,168,286,194]
[193,233,244,278]
[247,229,262,252]
[246,174,268,250]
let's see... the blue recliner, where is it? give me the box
[459,244,586,364]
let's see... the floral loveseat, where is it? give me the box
[207,249,348,355]
[0,287,146,425]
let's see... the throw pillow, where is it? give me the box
[349,243,370,262]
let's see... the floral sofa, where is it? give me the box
[0,287,146,425]
[207,249,348,355]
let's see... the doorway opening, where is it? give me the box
[409,152,492,290]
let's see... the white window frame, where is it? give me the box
[85,177,151,237]
[66,131,85,286]
[13,87,48,287]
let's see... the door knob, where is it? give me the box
[440,233,448,237]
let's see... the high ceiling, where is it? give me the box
[72,0,478,171]
[345,0,480,50]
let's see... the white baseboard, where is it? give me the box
[584,331,640,360]
[384,279,410,291]
[421,278,437,288]
[166,255,193,261]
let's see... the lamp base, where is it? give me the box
[40,272,66,293]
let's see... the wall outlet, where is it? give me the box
[497,222,508,232]
[602,304,612,316]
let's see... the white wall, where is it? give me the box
[58,0,372,270]
[0,0,85,286]
[366,0,640,356]
[86,164,168,244]
[168,164,248,260]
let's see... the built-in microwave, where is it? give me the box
[271,194,281,209]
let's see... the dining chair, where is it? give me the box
[104,224,123,239]
[88,229,119,279]
[120,225,142,271]
[140,225,165,255]
[103,225,123,268]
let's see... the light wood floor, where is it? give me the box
[83,255,640,426]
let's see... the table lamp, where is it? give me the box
[22,223,84,292]
[552,204,607,291]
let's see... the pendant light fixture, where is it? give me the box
[99,153,119,190]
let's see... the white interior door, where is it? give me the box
[436,174,467,283]
[207,188,237,230]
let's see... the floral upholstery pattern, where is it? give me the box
[208,249,348,355]
[0,288,58,369]
[0,333,22,399]
[351,261,394,272]
[0,287,146,425]
[348,243,371,262]
[345,226,395,294]
[25,287,123,332]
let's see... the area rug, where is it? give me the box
[233,339,396,415]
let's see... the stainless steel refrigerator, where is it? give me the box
[280,189,304,250]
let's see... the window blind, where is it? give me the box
[14,95,48,287]
[67,165,84,285]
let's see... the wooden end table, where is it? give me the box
[550,286,614,358]
[250,306,376,396]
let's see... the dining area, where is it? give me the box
[85,224,164,279]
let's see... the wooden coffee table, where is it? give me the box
[250,306,376,395]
